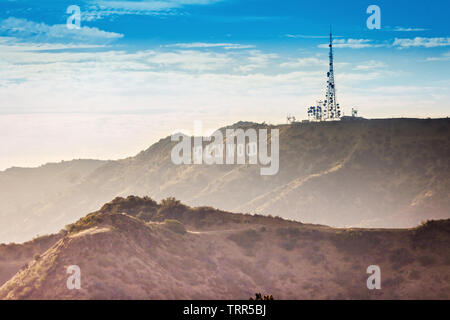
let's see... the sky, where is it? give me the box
[0,0,449,170]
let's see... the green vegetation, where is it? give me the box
[331,230,382,255]
[389,248,415,269]
[276,227,303,251]
[250,293,274,300]
[228,229,262,250]
[409,270,421,280]
[161,219,187,234]
[155,197,188,221]
[1,192,450,300]
[99,196,159,222]
[411,220,450,251]
[418,255,437,267]
[65,213,102,234]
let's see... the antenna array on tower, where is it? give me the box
[307,27,342,122]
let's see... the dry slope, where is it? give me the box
[1,118,449,243]
[1,196,449,300]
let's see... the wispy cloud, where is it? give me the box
[85,0,223,20]
[393,26,428,32]
[0,17,123,44]
[143,50,234,71]
[286,34,328,39]
[393,37,450,48]
[0,36,106,52]
[319,39,374,49]
[426,51,450,61]
[280,57,327,68]
[285,34,344,39]
[164,42,254,49]
[353,60,386,71]
[235,50,278,72]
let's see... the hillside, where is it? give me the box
[1,118,449,243]
[0,196,449,299]
[0,159,107,244]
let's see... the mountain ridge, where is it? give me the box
[1,196,449,299]
[1,118,449,243]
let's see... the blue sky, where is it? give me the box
[0,0,449,169]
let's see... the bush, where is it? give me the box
[160,197,181,208]
[162,219,186,234]
[409,270,421,280]
[331,230,381,255]
[389,248,415,268]
[418,255,436,267]
[65,213,102,233]
[410,219,450,252]
[155,197,188,221]
[250,293,274,300]
[276,227,302,251]
[99,196,159,222]
[228,229,261,250]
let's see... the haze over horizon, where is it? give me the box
[1,0,449,170]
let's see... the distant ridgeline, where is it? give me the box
[0,117,449,243]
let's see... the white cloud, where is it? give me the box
[280,57,327,68]
[233,50,278,73]
[85,0,222,19]
[319,39,374,49]
[393,27,428,32]
[353,60,386,71]
[165,42,255,49]
[144,50,234,71]
[393,37,450,48]
[426,51,450,61]
[1,39,449,169]
[0,17,123,44]
[285,34,329,39]
[0,36,106,51]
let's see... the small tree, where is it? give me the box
[156,197,187,221]
[250,293,274,300]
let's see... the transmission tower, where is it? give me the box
[307,26,342,121]
[324,26,340,120]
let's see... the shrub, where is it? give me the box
[160,197,181,208]
[331,230,381,255]
[383,275,405,288]
[409,270,421,280]
[162,219,186,234]
[228,229,261,250]
[65,213,102,233]
[418,255,436,267]
[155,197,188,221]
[411,219,450,251]
[99,196,159,221]
[389,248,415,268]
[136,210,154,222]
[276,227,303,251]
[250,293,274,300]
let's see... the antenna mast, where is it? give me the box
[306,26,343,122]
[325,26,340,120]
